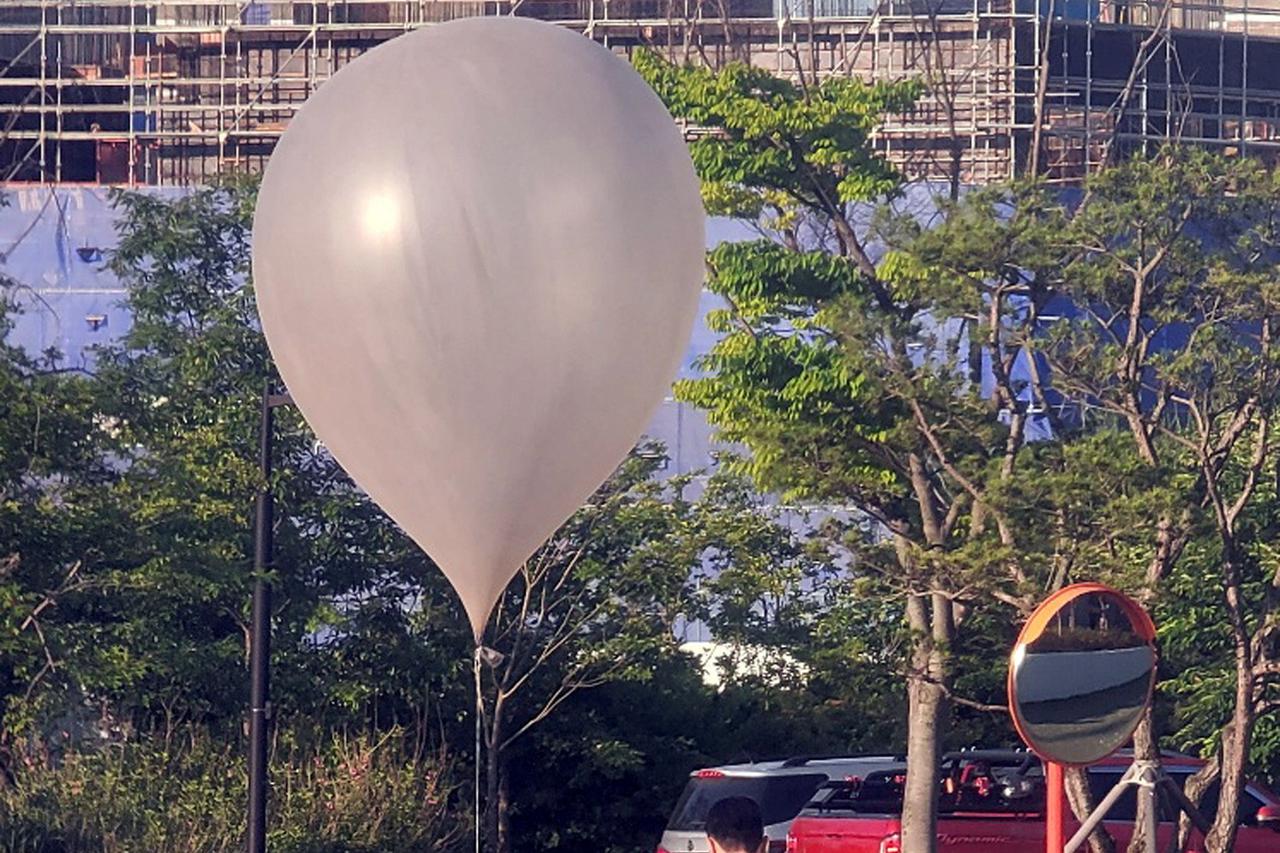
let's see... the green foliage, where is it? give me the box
[1159,505,1280,785]
[640,51,1280,848]
[639,54,1075,611]
[0,296,123,736]
[634,52,920,214]
[635,54,926,511]
[1030,151,1280,800]
[0,727,465,853]
[511,660,723,853]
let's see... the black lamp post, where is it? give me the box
[248,384,292,853]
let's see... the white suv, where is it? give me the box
[657,755,903,853]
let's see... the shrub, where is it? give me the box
[0,727,467,853]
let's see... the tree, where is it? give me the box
[634,53,1089,852]
[1037,150,1280,852]
[0,290,121,741]
[476,457,837,852]
[472,450,686,851]
[879,147,1280,852]
[635,52,1258,853]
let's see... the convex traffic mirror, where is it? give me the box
[1008,583,1157,766]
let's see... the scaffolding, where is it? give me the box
[0,0,1278,185]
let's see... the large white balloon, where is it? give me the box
[252,17,705,640]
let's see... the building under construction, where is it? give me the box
[0,0,1278,186]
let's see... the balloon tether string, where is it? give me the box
[474,645,483,853]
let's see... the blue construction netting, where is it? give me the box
[2,186,140,370]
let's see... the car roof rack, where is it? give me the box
[939,747,1197,763]
[780,752,906,768]
[1110,747,1197,760]
[942,748,1032,762]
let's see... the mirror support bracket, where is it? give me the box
[1063,761,1210,853]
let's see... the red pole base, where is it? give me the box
[1047,761,1065,853]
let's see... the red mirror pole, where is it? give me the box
[1046,761,1065,853]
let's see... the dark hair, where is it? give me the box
[706,796,764,852]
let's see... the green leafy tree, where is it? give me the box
[634,52,1094,851]
[1036,151,1280,852]
[476,458,841,852]
[0,292,122,742]
[875,148,1280,852]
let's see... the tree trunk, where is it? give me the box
[900,592,950,853]
[484,748,499,850]
[1206,552,1255,853]
[498,753,512,853]
[485,711,503,852]
[1064,765,1114,853]
[902,671,945,853]
[1205,661,1253,852]
[1176,757,1218,852]
[1122,710,1158,853]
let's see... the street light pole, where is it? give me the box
[248,384,291,853]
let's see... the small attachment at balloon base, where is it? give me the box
[475,646,505,668]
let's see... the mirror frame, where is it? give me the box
[1007,582,1157,767]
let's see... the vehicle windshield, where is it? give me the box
[666,774,828,830]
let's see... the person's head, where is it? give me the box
[705,796,765,853]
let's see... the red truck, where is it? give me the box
[786,750,1280,853]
